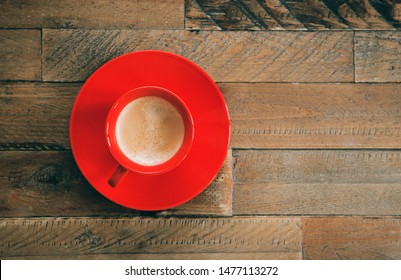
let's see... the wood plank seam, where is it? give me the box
[0,143,68,151]
[40,29,43,82]
[352,30,356,82]
[1,252,303,260]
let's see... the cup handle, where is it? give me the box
[108,165,129,187]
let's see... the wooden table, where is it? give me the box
[1,0,401,260]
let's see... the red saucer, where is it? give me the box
[70,51,230,211]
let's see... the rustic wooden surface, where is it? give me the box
[0,0,184,29]
[233,150,401,215]
[4,82,401,149]
[0,30,41,81]
[186,0,401,30]
[355,31,401,82]
[1,0,401,260]
[303,217,401,259]
[0,150,233,217]
[0,217,301,258]
[42,30,353,82]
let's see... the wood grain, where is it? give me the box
[0,151,233,217]
[1,1,401,262]
[0,83,77,149]
[0,0,183,29]
[0,217,302,257]
[223,83,401,148]
[42,29,353,82]
[303,217,401,259]
[0,30,41,81]
[233,150,401,215]
[2,82,401,150]
[355,31,401,82]
[185,0,401,30]
[3,252,302,260]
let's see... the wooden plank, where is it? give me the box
[42,29,353,82]
[0,0,183,29]
[303,217,401,260]
[355,31,401,82]
[186,0,304,30]
[185,0,225,30]
[3,252,302,260]
[0,217,302,257]
[0,30,41,81]
[318,0,398,29]
[0,83,77,149]
[0,151,233,217]
[233,150,401,215]
[222,83,401,149]
[185,0,401,30]
[2,82,401,150]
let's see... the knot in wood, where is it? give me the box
[32,164,62,184]
[27,163,71,193]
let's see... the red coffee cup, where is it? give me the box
[105,86,194,186]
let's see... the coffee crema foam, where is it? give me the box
[115,96,185,166]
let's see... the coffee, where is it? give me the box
[115,96,185,166]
